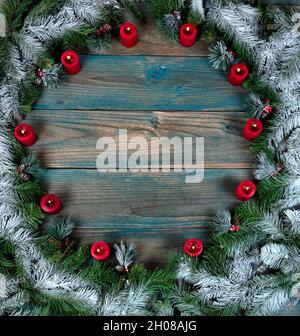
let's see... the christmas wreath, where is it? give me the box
[0,0,300,316]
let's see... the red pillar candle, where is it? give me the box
[228,63,248,86]
[235,180,256,201]
[90,241,110,261]
[40,194,62,215]
[61,50,81,75]
[243,118,263,140]
[14,124,37,146]
[184,238,203,257]
[179,23,197,47]
[120,22,138,48]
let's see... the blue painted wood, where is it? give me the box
[42,168,251,264]
[34,56,246,112]
[42,168,251,225]
[26,109,251,168]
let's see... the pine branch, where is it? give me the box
[211,209,232,235]
[115,241,136,272]
[47,216,75,241]
[208,41,235,72]
[21,203,45,230]
[122,0,146,21]
[1,0,40,33]
[254,151,280,181]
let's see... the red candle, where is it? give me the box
[40,194,62,215]
[243,118,263,141]
[120,22,138,48]
[61,50,81,75]
[14,124,37,146]
[235,180,256,201]
[184,238,203,257]
[228,63,248,85]
[179,23,197,47]
[90,241,110,261]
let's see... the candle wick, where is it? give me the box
[235,67,244,75]
[125,26,131,34]
[184,26,192,35]
[250,123,258,131]
[46,199,55,207]
[65,55,73,64]
[96,247,104,254]
[243,186,251,193]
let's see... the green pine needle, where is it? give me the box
[1,0,40,33]
[21,203,45,230]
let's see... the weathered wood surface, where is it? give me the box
[31,52,251,265]
[35,56,246,111]
[27,109,251,168]
[42,169,251,263]
[31,51,251,265]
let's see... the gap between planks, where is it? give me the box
[44,163,253,170]
[27,109,252,169]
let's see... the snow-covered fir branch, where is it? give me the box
[212,209,232,234]
[191,0,205,20]
[115,241,136,272]
[208,41,235,72]
[254,152,279,180]
[206,0,263,55]
[98,286,150,316]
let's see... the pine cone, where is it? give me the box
[20,172,32,182]
[61,238,76,257]
[16,164,25,174]
[96,23,112,36]
[273,163,283,176]
[17,165,32,181]
[171,10,181,20]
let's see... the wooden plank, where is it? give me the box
[101,21,208,57]
[42,168,251,263]
[27,109,252,169]
[34,56,246,112]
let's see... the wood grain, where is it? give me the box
[101,21,209,57]
[34,56,246,112]
[42,168,251,263]
[27,109,252,169]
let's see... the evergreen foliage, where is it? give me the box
[0,0,299,316]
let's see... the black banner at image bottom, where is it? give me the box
[0,316,297,335]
